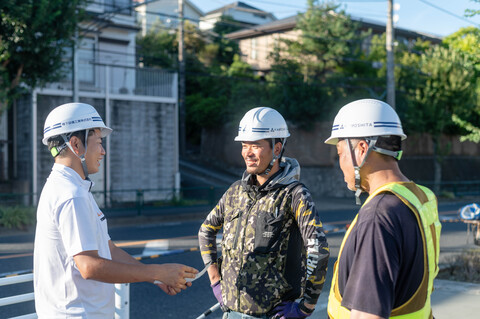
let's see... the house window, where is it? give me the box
[78,38,95,84]
[104,0,131,15]
[251,38,257,60]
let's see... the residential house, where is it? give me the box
[199,1,276,31]
[225,14,443,74]
[6,0,179,207]
[135,0,204,36]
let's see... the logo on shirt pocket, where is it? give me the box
[97,211,106,221]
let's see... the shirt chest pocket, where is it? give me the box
[254,209,286,253]
[222,209,242,251]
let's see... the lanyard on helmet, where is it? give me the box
[262,138,287,176]
[347,137,404,204]
[346,138,375,205]
[62,129,90,179]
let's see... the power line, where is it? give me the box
[418,0,480,27]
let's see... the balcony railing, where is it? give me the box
[43,63,176,99]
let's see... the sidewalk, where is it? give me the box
[306,278,480,319]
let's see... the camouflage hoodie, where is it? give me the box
[198,157,329,316]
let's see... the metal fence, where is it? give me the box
[0,272,130,319]
[43,63,176,98]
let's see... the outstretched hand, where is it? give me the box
[153,263,198,291]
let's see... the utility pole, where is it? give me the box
[386,0,395,109]
[72,31,79,102]
[178,0,186,157]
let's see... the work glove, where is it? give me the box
[273,301,312,319]
[210,281,225,309]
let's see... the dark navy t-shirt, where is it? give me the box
[337,191,424,318]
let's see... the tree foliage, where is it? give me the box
[396,45,478,193]
[136,21,176,69]
[274,0,361,80]
[0,0,87,113]
[268,0,367,128]
[442,27,480,143]
[465,0,480,17]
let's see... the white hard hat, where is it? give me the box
[325,99,406,145]
[234,107,290,142]
[43,103,112,145]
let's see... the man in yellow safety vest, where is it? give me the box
[324,99,441,319]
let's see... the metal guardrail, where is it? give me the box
[0,249,209,319]
[0,273,129,319]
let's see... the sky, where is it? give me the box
[189,0,480,37]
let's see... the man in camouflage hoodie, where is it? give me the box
[198,107,329,318]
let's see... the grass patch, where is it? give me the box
[0,206,36,230]
[438,249,480,283]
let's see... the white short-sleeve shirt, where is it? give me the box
[34,163,114,318]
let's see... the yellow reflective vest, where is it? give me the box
[327,182,441,319]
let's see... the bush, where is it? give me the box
[0,206,36,230]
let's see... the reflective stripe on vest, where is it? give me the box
[327,182,441,319]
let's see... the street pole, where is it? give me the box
[72,31,79,102]
[386,0,395,109]
[178,0,186,157]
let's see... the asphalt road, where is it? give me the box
[0,201,476,319]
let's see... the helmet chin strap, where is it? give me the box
[261,138,287,176]
[62,129,90,180]
[346,138,376,205]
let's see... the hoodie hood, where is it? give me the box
[241,157,301,192]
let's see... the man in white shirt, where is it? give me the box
[34,102,198,318]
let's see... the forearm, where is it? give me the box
[206,263,221,284]
[304,247,329,304]
[198,212,223,265]
[74,254,163,283]
[109,241,143,265]
[293,190,330,303]
[74,251,197,289]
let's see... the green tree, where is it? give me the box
[465,0,480,17]
[286,0,360,80]
[268,0,364,127]
[443,27,480,64]
[136,21,176,69]
[0,0,87,114]
[443,27,480,143]
[211,15,241,67]
[398,45,478,194]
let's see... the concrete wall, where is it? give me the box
[14,96,33,184]
[109,99,176,202]
[15,94,176,206]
